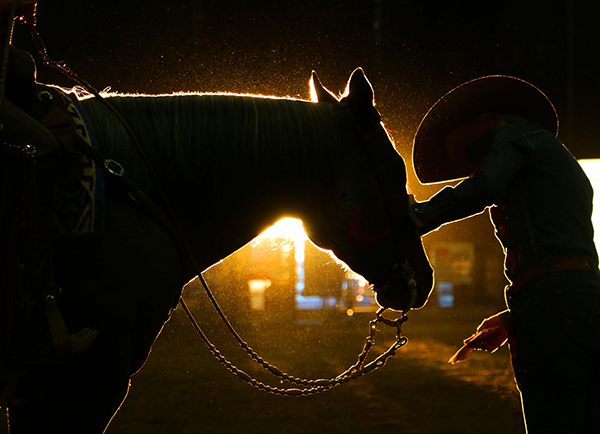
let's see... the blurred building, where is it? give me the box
[200,219,380,325]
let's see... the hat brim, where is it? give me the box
[413,75,558,184]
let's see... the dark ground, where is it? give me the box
[107,288,524,434]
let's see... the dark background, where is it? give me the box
[16,0,600,165]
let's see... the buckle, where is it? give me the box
[104,159,125,177]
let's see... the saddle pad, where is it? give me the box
[54,89,105,237]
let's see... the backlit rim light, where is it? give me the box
[257,218,308,241]
[255,217,348,270]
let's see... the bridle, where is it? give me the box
[25,23,418,396]
[340,102,419,313]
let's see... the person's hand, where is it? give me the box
[448,310,513,364]
[465,312,510,352]
[16,0,36,25]
[407,194,423,228]
[407,193,416,207]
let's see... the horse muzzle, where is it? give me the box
[373,261,418,313]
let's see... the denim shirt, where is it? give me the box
[411,122,598,279]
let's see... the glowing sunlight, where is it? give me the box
[579,159,600,253]
[256,218,308,241]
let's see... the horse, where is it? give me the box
[7,68,434,433]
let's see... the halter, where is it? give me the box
[26,23,417,396]
[340,103,419,313]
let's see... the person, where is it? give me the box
[408,75,600,433]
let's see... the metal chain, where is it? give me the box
[180,299,408,396]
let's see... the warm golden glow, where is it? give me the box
[256,218,308,241]
[247,279,271,311]
[578,159,600,254]
[248,279,271,293]
[309,79,318,103]
[92,89,305,102]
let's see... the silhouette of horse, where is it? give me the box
[10,68,433,433]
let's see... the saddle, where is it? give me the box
[0,84,100,381]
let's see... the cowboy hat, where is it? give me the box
[413,75,558,184]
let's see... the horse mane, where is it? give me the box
[81,92,355,198]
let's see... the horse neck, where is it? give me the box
[190,97,350,266]
[88,94,352,272]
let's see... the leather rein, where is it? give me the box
[27,22,415,396]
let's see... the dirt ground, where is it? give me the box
[106,290,525,434]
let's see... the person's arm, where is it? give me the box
[0,0,36,57]
[409,125,534,235]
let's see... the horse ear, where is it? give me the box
[310,71,339,103]
[343,67,375,108]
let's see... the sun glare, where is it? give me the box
[257,218,308,241]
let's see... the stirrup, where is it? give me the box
[42,289,99,363]
[70,327,98,355]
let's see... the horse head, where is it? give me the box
[306,68,434,312]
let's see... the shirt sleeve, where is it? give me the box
[410,124,535,235]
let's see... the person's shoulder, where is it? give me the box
[495,122,555,145]
[499,122,552,137]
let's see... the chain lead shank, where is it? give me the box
[180,299,409,396]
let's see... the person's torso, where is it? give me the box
[489,123,597,278]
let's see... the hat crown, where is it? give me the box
[413,75,558,184]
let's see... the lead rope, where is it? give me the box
[26,22,411,396]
